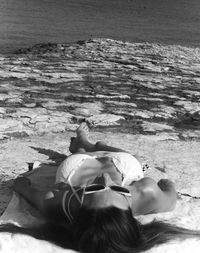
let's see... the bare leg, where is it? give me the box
[69,123,95,153]
[69,123,128,154]
[94,141,127,153]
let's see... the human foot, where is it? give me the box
[69,122,93,153]
[77,122,90,138]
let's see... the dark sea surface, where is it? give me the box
[0,0,200,53]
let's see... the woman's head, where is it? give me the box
[68,172,132,221]
[81,185,131,210]
[72,206,144,253]
[68,178,132,224]
[80,173,132,210]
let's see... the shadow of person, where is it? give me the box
[0,162,65,232]
[0,147,69,216]
[30,146,67,165]
[0,159,62,217]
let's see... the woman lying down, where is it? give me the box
[0,123,200,253]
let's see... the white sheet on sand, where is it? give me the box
[0,164,200,253]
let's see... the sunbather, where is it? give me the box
[1,123,200,253]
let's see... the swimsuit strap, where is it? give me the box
[62,187,83,223]
[62,190,73,223]
[70,184,82,203]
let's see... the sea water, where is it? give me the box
[0,0,200,53]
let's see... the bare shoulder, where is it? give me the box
[130,177,177,214]
[133,177,176,194]
[133,177,159,194]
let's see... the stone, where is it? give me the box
[155,132,179,141]
[134,110,155,119]
[0,94,10,101]
[0,38,199,140]
[6,97,23,104]
[142,97,164,102]
[0,108,6,114]
[35,122,67,134]
[71,108,94,117]
[96,94,130,99]
[0,134,9,140]
[30,115,50,124]
[175,101,200,112]
[181,130,200,139]
[24,103,37,108]
[69,102,103,117]
[105,101,137,108]
[87,114,124,127]
[41,101,65,109]
[0,119,24,133]
[142,122,174,133]
[11,108,48,119]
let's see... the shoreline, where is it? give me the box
[1,37,200,55]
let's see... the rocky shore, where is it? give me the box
[0,39,200,215]
[0,38,200,139]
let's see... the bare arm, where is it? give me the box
[156,179,177,211]
[149,178,177,212]
[13,177,69,224]
[132,178,177,215]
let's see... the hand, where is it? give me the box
[13,177,31,194]
[158,179,175,192]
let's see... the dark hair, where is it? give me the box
[0,222,73,249]
[0,206,200,253]
[72,206,200,253]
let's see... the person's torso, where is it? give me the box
[70,153,123,186]
[55,152,157,222]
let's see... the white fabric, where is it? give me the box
[55,152,144,186]
[55,153,96,184]
[107,152,144,185]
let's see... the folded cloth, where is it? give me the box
[0,163,200,253]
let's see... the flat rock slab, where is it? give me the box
[0,39,199,140]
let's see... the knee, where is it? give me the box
[95,141,106,149]
[76,148,86,153]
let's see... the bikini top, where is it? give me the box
[56,152,147,189]
[65,152,144,187]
